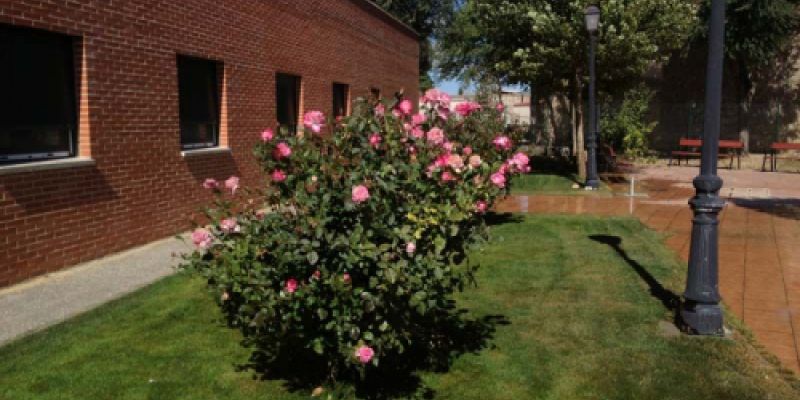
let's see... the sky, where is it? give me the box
[435,78,469,95]
[432,77,527,95]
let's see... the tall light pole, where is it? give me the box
[584,5,601,190]
[681,0,726,335]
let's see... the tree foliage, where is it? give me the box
[375,0,458,90]
[697,0,799,68]
[438,0,697,96]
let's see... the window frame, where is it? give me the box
[176,54,221,151]
[0,24,79,164]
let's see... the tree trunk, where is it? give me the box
[737,60,752,153]
[574,75,587,181]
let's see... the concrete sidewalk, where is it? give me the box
[0,235,191,346]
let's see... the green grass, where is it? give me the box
[1,216,798,399]
[512,173,612,196]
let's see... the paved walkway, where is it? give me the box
[0,236,189,346]
[497,166,800,373]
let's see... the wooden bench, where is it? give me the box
[669,138,743,169]
[762,142,800,172]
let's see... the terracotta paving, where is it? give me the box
[497,166,800,373]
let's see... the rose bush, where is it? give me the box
[182,89,528,384]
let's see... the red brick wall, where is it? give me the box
[0,0,419,287]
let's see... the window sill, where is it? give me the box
[181,147,231,158]
[0,157,96,176]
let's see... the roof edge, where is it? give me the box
[350,0,420,40]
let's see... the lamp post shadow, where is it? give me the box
[589,235,682,324]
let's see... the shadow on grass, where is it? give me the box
[589,235,681,314]
[237,311,509,399]
[485,212,525,226]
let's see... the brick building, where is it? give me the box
[0,0,419,287]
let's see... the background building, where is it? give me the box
[0,0,419,287]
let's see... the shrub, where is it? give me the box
[600,85,657,158]
[182,90,528,386]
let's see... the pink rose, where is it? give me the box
[511,152,529,167]
[442,141,454,152]
[412,113,426,126]
[396,99,413,116]
[274,142,292,159]
[498,163,510,176]
[343,273,351,284]
[303,110,325,133]
[220,217,240,234]
[422,89,451,108]
[311,270,321,280]
[405,242,416,254]
[355,345,375,364]
[191,228,213,249]
[271,169,287,182]
[352,185,370,203]
[426,128,445,145]
[509,152,530,173]
[447,154,464,171]
[374,103,385,117]
[437,106,451,121]
[463,146,473,156]
[224,176,240,194]
[490,172,506,188]
[410,126,424,139]
[475,201,488,214]
[407,145,417,155]
[455,101,482,117]
[496,102,505,113]
[441,171,456,182]
[492,135,512,151]
[202,178,219,190]
[468,155,482,168]
[434,153,450,168]
[285,278,298,293]
[369,133,382,149]
[260,128,274,142]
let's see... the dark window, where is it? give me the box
[276,73,300,132]
[332,83,349,117]
[0,24,77,163]
[177,55,220,149]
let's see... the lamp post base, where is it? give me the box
[584,179,600,190]
[680,301,724,336]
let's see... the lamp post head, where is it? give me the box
[585,5,601,34]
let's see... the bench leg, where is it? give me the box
[773,151,777,172]
[762,153,768,171]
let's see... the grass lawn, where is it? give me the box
[1,215,798,399]
[512,173,612,196]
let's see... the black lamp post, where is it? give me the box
[681,0,726,335]
[584,5,601,190]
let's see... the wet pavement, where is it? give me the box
[497,166,800,373]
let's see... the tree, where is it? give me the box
[438,0,697,178]
[695,0,800,150]
[374,0,458,91]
